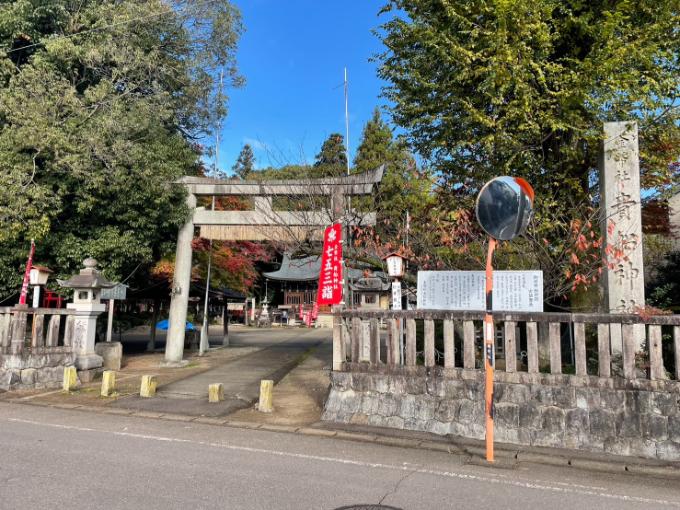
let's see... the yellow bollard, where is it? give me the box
[258,379,273,413]
[101,370,116,397]
[140,375,157,398]
[208,383,224,403]
[62,366,77,392]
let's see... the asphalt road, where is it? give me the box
[1,403,680,510]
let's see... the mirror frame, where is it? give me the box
[475,176,534,241]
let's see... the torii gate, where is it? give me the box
[164,166,385,364]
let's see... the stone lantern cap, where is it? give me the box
[58,258,115,289]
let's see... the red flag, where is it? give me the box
[19,240,35,305]
[317,224,343,305]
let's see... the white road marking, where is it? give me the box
[6,417,679,507]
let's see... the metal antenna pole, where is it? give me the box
[199,196,215,355]
[343,68,352,308]
[214,69,224,176]
[200,68,223,354]
[344,67,350,176]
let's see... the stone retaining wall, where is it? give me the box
[322,365,680,461]
[0,351,75,391]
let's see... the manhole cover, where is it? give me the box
[334,506,403,510]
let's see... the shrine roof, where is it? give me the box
[263,254,390,290]
[262,254,321,281]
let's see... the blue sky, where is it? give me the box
[217,1,392,173]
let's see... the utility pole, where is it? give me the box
[199,196,215,355]
[343,68,352,309]
[344,67,350,177]
[199,69,224,355]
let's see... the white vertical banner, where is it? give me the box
[391,281,402,310]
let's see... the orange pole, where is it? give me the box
[484,237,497,462]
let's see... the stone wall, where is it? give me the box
[0,350,75,391]
[322,364,680,461]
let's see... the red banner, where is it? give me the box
[317,224,343,305]
[18,240,35,305]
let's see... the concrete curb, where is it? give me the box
[8,398,680,479]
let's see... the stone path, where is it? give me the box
[111,328,329,417]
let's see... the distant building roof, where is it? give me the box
[263,253,390,291]
[262,254,321,281]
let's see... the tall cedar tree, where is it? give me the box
[314,133,348,177]
[353,108,434,253]
[233,144,255,180]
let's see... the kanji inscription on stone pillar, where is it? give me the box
[600,122,645,348]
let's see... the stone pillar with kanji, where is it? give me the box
[600,121,645,350]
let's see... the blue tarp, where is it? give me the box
[156,319,195,331]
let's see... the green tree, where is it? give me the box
[376,0,680,306]
[232,143,255,179]
[353,108,434,254]
[314,133,347,177]
[377,0,679,203]
[354,108,393,173]
[0,0,243,298]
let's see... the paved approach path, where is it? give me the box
[3,403,680,510]
[112,327,330,417]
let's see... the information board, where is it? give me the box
[416,271,543,312]
[391,281,402,310]
[101,283,127,301]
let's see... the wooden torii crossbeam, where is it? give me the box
[164,166,384,364]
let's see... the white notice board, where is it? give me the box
[391,281,402,310]
[416,271,543,312]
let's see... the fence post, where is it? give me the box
[10,308,27,355]
[405,318,416,367]
[463,320,475,369]
[369,318,380,365]
[332,317,344,371]
[674,326,680,381]
[424,319,435,367]
[597,323,611,378]
[648,325,665,380]
[622,324,637,379]
[526,321,538,374]
[351,317,361,363]
[549,322,562,374]
[443,319,454,368]
[504,321,516,373]
[573,322,586,376]
[388,318,400,366]
[46,315,61,347]
[31,313,45,348]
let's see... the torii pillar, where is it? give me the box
[164,192,196,365]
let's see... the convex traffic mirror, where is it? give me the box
[475,176,534,241]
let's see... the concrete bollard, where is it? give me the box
[258,379,273,413]
[62,366,77,392]
[140,375,157,398]
[101,370,116,397]
[208,383,224,403]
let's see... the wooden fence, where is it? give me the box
[333,310,680,382]
[0,306,76,356]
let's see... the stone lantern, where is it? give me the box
[58,258,114,375]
